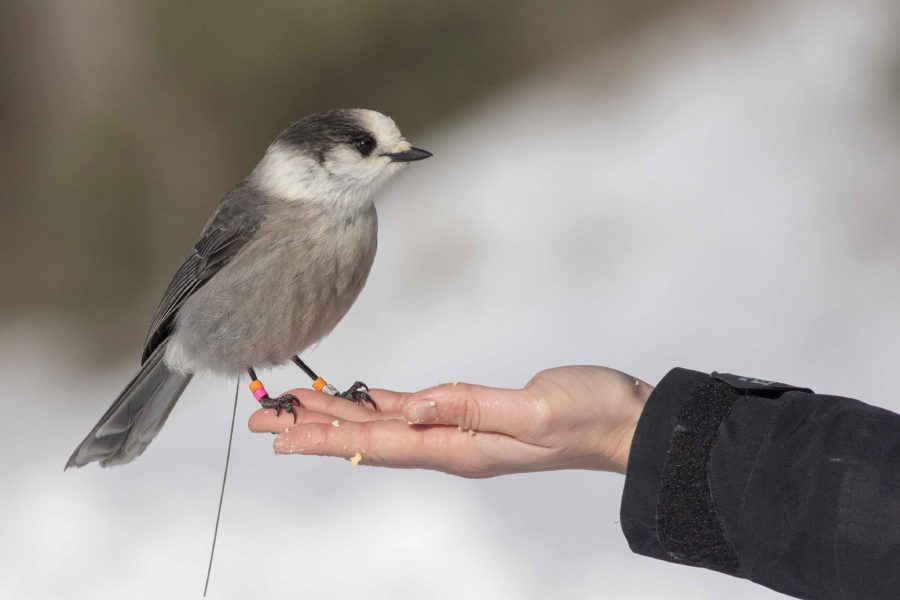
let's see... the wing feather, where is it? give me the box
[141,182,264,363]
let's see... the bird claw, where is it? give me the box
[339,381,377,410]
[260,393,300,423]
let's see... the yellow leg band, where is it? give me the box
[249,379,263,393]
[312,377,327,392]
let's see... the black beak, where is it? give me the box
[384,147,433,162]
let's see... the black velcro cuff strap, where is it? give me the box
[655,376,740,574]
[621,368,709,564]
[621,368,813,576]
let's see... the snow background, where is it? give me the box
[2,1,899,598]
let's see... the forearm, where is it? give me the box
[621,368,900,599]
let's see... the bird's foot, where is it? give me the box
[339,381,377,410]
[260,393,300,423]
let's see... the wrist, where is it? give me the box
[609,378,653,474]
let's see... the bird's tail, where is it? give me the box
[66,343,192,469]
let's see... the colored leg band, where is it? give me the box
[250,380,269,402]
[313,377,327,392]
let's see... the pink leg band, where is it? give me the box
[253,387,268,402]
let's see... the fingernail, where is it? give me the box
[404,399,438,423]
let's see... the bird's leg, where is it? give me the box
[247,367,299,423]
[291,356,377,409]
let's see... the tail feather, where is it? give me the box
[66,344,192,469]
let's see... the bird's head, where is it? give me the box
[253,109,431,208]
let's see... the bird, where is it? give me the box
[66,108,432,469]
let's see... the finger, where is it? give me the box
[291,388,409,420]
[400,383,547,439]
[248,407,338,433]
[274,419,439,466]
[248,386,410,432]
[273,419,554,478]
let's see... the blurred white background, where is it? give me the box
[2,0,899,598]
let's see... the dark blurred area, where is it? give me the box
[0,0,697,357]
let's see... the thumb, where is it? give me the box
[402,383,543,438]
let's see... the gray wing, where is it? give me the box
[141,181,265,364]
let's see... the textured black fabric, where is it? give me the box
[621,368,704,564]
[621,368,900,599]
[656,377,740,573]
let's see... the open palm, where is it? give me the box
[248,366,652,477]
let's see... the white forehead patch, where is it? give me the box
[356,109,409,153]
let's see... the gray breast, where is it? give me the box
[167,202,378,375]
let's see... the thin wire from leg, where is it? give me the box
[204,376,240,597]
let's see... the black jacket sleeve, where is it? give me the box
[620,368,900,600]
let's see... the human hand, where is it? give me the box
[248,366,652,477]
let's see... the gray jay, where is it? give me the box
[66,108,432,469]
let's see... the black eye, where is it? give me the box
[354,135,375,156]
